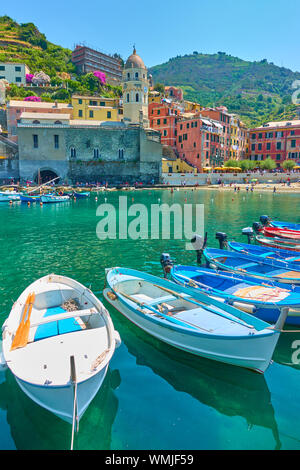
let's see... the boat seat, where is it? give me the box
[34,306,82,342]
[260,252,276,258]
[147,295,177,306]
[237,262,258,270]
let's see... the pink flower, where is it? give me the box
[26,74,34,83]
[24,96,42,102]
[93,71,106,84]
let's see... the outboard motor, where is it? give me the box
[160,253,173,278]
[260,215,271,226]
[216,232,228,250]
[242,227,254,244]
[252,222,263,233]
[190,232,207,265]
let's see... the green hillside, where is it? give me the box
[0,16,74,76]
[0,16,122,101]
[149,52,300,126]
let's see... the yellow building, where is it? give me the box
[184,100,202,113]
[229,114,248,160]
[71,94,123,121]
[148,90,162,103]
[162,157,197,174]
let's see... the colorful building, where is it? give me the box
[6,99,73,142]
[229,114,248,160]
[71,95,123,121]
[149,101,179,148]
[0,62,30,86]
[175,114,224,172]
[249,119,300,166]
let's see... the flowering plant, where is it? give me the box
[93,71,106,85]
[24,96,42,102]
[26,74,34,83]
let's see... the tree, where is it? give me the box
[260,157,276,170]
[224,158,240,168]
[154,83,165,94]
[282,160,296,171]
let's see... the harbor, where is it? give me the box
[0,188,300,450]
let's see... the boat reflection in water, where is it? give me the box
[109,305,282,450]
[0,367,120,450]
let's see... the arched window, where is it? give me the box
[32,120,40,124]
[54,120,62,124]
[127,72,130,79]
[135,72,139,79]
[127,93,130,103]
[70,147,76,159]
[136,93,139,102]
[118,148,124,160]
[93,148,100,159]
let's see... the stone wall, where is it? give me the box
[17,122,162,184]
[162,172,300,185]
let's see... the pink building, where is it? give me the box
[6,100,73,142]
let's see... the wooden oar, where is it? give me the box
[17,293,36,349]
[153,284,254,329]
[118,290,211,332]
[10,293,32,351]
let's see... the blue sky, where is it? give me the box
[2,0,300,72]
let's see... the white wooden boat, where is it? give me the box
[104,267,289,374]
[0,191,20,201]
[1,274,120,427]
[41,194,70,203]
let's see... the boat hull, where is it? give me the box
[171,267,300,325]
[15,364,108,423]
[41,195,70,203]
[104,288,279,374]
[20,195,41,203]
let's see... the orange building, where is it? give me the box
[149,101,180,148]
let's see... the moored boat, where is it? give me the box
[228,241,300,264]
[204,248,300,284]
[0,191,21,201]
[260,215,300,231]
[255,233,300,251]
[73,192,90,199]
[170,264,300,325]
[41,194,70,203]
[259,226,300,241]
[1,274,120,427]
[104,267,288,373]
[20,194,41,203]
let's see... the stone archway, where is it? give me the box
[34,168,60,184]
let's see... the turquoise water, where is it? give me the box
[0,188,300,450]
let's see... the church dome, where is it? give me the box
[125,47,146,69]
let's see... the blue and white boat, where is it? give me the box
[73,192,90,199]
[41,194,70,203]
[228,241,300,264]
[204,248,300,284]
[1,274,120,426]
[0,191,21,201]
[104,267,288,374]
[171,264,300,325]
[20,194,41,203]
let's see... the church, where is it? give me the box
[17,48,162,185]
